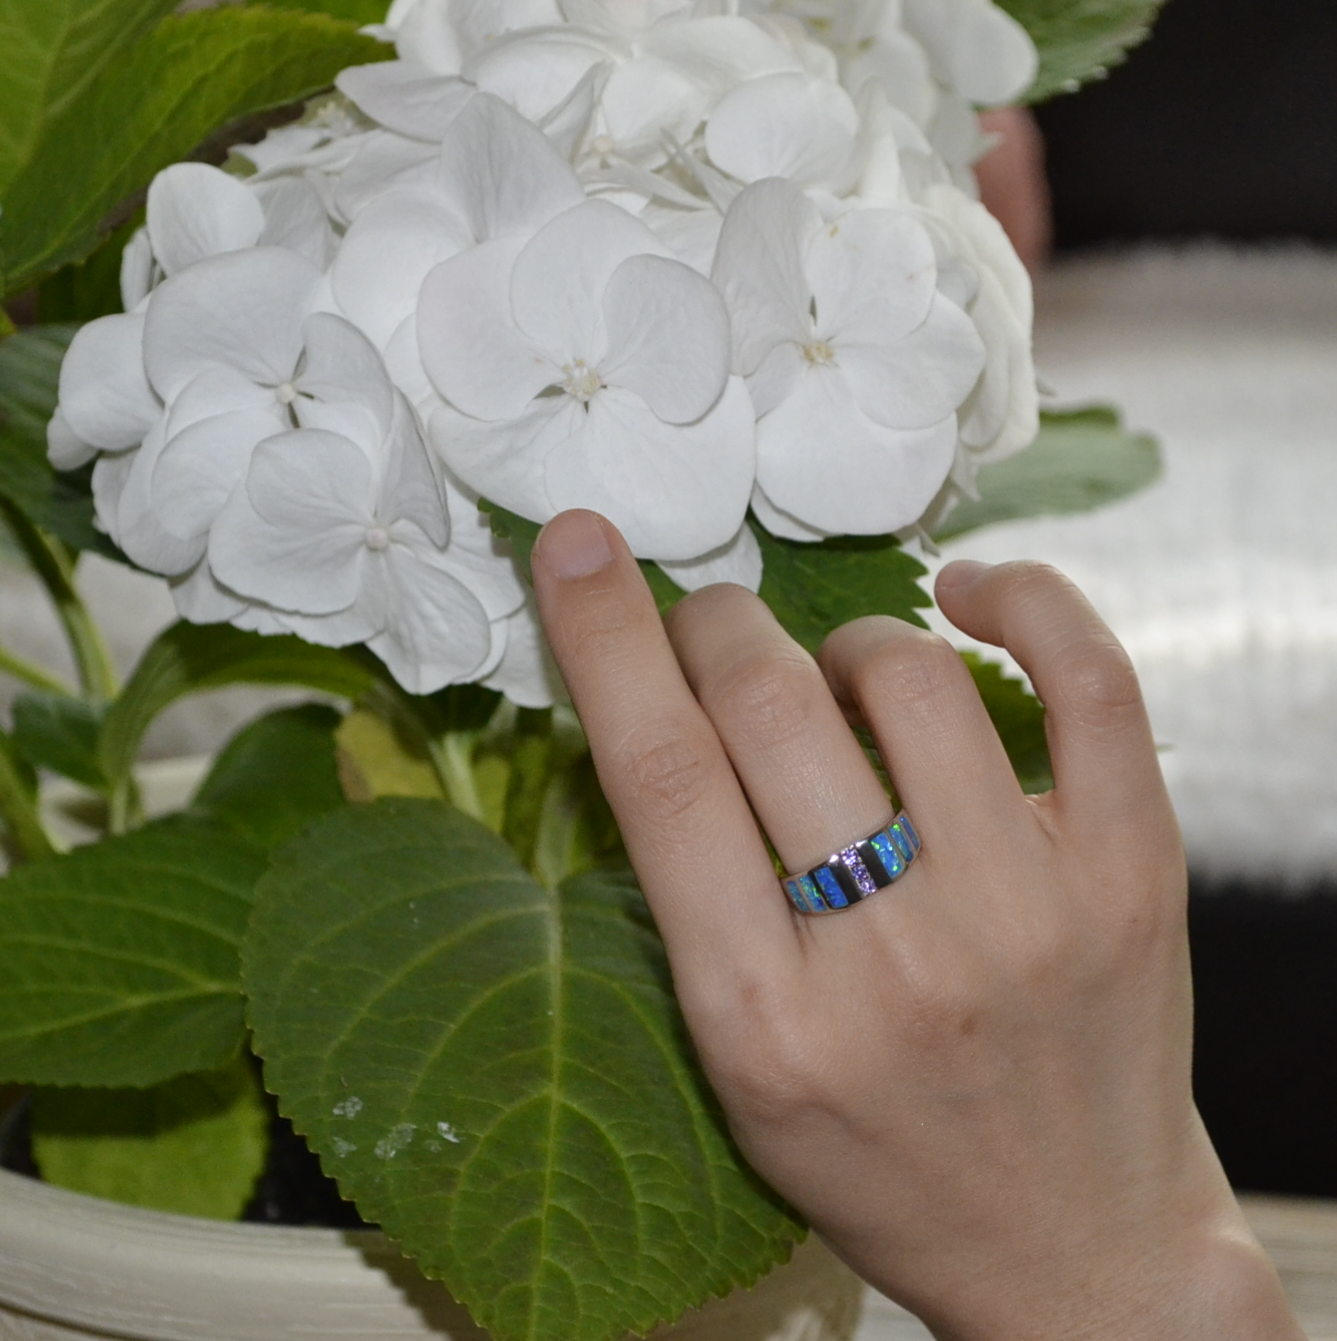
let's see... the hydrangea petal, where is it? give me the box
[57,314,159,451]
[480,601,563,708]
[210,429,374,613]
[297,313,397,442]
[902,0,1038,106]
[705,72,859,187]
[114,425,208,575]
[749,481,831,542]
[253,177,335,269]
[464,29,610,126]
[712,178,815,377]
[336,62,476,140]
[380,396,450,547]
[756,365,956,534]
[418,235,555,420]
[146,164,265,277]
[838,290,985,430]
[46,409,95,472]
[658,521,762,593]
[544,378,754,559]
[143,248,322,402]
[335,132,439,223]
[600,253,730,424]
[511,200,670,364]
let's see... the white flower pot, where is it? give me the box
[0,1162,864,1341]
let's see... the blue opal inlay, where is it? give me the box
[890,822,914,862]
[814,865,849,908]
[900,815,921,852]
[871,830,903,877]
[797,874,822,911]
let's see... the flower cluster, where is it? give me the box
[50,0,1039,702]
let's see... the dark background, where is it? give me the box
[1035,0,1337,1197]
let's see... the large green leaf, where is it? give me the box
[933,407,1162,542]
[30,1057,268,1219]
[99,621,374,790]
[190,703,346,850]
[0,0,178,198]
[998,0,1165,102]
[264,0,391,22]
[9,689,106,790]
[0,814,264,1086]
[245,798,800,1341]
[0,323,113,556]
[1,6,389,294]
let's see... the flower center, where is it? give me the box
[364,526,390,551]
[275,381,299,404]
[561,359,602,402]
[803,340,835,366]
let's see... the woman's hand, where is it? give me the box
[531,509,1302,1341]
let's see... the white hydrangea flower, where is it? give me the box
[420,197,754,561]
[712,177,984,537]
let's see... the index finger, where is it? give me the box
[531,510,798,989]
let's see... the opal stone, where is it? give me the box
[871,830,903,877]
[814,865,848,908]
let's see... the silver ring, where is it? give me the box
[781,813,921,914]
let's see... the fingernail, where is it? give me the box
[536,509,614,580]
[937,560,991,591]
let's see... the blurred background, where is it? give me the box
[1,0,1334,1210]
[951,0,1337,1204]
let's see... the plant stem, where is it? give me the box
[0,501,118,704]
[0,729,56,863]
[0,642,75,696]
[503,708,554,872]
[427,732,486,823]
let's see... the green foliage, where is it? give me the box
[933,407,1162,542]
[10,689,106,789]
[963,654,1052,793]
[997,0,1165,102]
[30,1058,268,1219]
[191,703,345,850]
[246,798,800,1341]
[0,323,113,556]
[98,621,374,792]
[36,217,142,324]
[0,4,390,295]
[0,814,265,1086]
[264,0,392,22]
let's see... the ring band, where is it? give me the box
[781,813,921,914]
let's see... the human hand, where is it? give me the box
[976,106,1052,274]
[531,510,1302,1341]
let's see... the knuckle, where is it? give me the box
[852,630,963,710]
[615,729,712,822]
[1053,639,1142,717]
[704,650,821,751]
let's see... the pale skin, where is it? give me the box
[530,508,1306,1341]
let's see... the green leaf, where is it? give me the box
[753,521,931,654]
[0,814,265,1086]
[245,798,800,1341]
[0,323,115,556]
[0,0,179,199]
[99,621,375,791]
[36,217,142,324]
[1,6,390,294]
[190,703,346,850]
[932,407,1161,542]
[10,689,106,789]
[998,0,1165,103]
[963,653,1052,794]
[30,1057,268,1219]
[263,0,392,22]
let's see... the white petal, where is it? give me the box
[749,481,831,541]
[91,450,135,549]
[336,62,476,140]
[418,235,555,420]
[297,312,397,440]
[381,395,450,546]
[711,178,815,377]
[57,314,159,451]
[146,163,265,276]
[838,290,985,430]
[164,366,275,437]
[658,520,761,592]
[480,601,563,707]
[437,92,585,241]
[599,56,708,163]
[639,202,723,276]
[430,395,575,522]
[46,408,96,471]
[902,0,1038,105]
[600,254,730,423]
[152,407,286,543]
[510,199,668,363]
[756,365,957,533]
[119,228,156,311]
[389,0,464,72]
[253,176,335,269]
[705,72,858,187]
[369,529,494,692]
[335,131,439,223]
[169,560,248,624]
[545,378,754,559]
[808,207,937,349]
[842,32,936,127]
[143,248,321,402]
[435,479,528,618]
[209,429,374,613]
[637,17,800,96]
[384,314,438,412]
[333,187,472,349]
[115,423,208,575]
[464,29,609,126]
